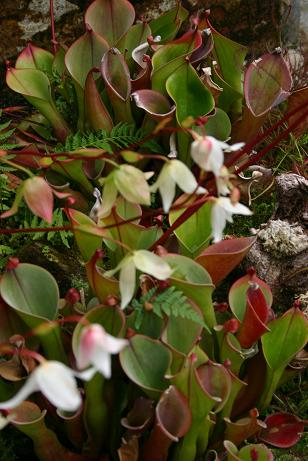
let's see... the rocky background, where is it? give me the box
[1,1,308,104]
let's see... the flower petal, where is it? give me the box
[119,260,136,309]
[35,361,81,412]
[114,165,151,206]
[211,202,227,243]
[133,250,172,280]
[98,178,118,218]
[0,371,39,409]
[224,142,245,152]
[89,347,112,379]
[104,332,128,354]
[154,165,176,212]
[170,160,199,194]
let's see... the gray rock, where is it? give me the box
[244,174,308,310]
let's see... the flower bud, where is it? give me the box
[223,318,240,334]
[6,257,20,270]
[65,288,80,305]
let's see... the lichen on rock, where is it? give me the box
[258,219,308,257]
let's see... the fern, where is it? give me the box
[23,208,73,248]
[57,123,164,154]
[132,286,205,330]
[0,114,17,151]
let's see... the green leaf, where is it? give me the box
[169,194,213,258]
[120,335,171,393]
[166,61,215,125]
[163,254,215,330]
[68,209,103,261]
[162,303,203,355]
[15,43,54,75]
[65,28,109,89]
[209,20,248,96]
[203,108,231,140]
[261,307,308,371]
[151,30,202,96]
[6,67,70,142]
[0,264,59,322]
[149,4,189,42]
[117,22,151,71]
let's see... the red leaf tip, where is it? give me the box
[223,318,240,334]
[65,288,80,305]
[6,257,20,270]
[251,448,259,461]
[247,266,256,279]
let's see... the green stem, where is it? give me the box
[172,423,199,461]
[83,372,108,457]
[258,366,284,411]
[36,324,68,364]
[0,158,33,177]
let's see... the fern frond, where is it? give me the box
[57,123,164,154]
[132,286,204,328]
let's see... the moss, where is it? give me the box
[226,193,276,237]
[258,220,308,257]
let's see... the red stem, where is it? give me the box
[150,105,308,249]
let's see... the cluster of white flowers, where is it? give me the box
[190,133,252,242]
[0,135,252,414]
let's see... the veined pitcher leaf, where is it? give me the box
[131,89,175,120]
[0,264,59,321]
[169,194,213,258]
[151,29,203,96]
[120,335,171,393]
[229,272,272,322]
[258,413,306,448]
[245,52,292,117]
[6,67,70,141]
[261,307,308,371]
[117,22,151,71]
[85,71,113,131]
[207,18,247,96]
[65,27,109,89]
[149,4,188,42]
[15,43,53,75]
[196,237,256,286]
[166,61,215,125]
[85,0,135,45]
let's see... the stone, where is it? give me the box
[16,241,88,297]
[244,174,308,310]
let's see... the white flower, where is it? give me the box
[98,165,152,218]
[105,250,173,308]
[211,197,252,243]
[150,160,206,213]
[191,135,244,177]
[76,324,128,379]
[0,361,82,412]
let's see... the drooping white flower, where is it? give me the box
[0,361,83,412]
[76,324,128,379]
[105,250,172,308]
[98,165,152,218]
[191,135,244,177]
[211,197,252,243]
[150,159,206,213]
